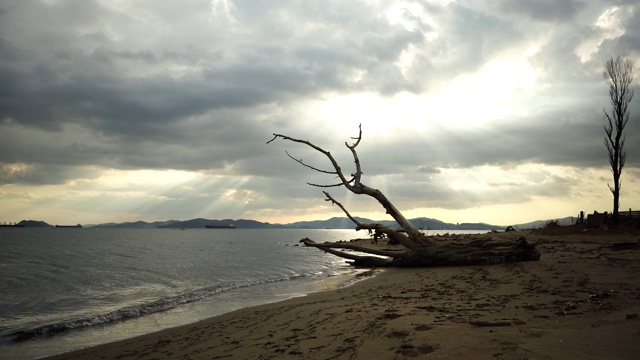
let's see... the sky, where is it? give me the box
[1,0,639,227]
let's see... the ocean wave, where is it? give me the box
[2,274,305,342]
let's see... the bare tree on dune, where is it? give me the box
[603,56,634,226]
[267,125,540,267]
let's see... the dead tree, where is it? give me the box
[603,56,634,226]
[267,126,540,267]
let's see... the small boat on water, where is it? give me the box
[55,224,83,228]
[205,224,237,229]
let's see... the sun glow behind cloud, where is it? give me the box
[399,165,619,225]
[304,50,540,136]
[425,56,539,127]
[0,169,258,224]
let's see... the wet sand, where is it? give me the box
[46,229,640,359]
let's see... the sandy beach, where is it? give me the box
[45,228,640,359]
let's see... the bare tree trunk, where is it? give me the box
[300,235,540,267]
[268,126,540,267]
[603,56,635,226]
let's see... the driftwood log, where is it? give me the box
[268,125,540,267]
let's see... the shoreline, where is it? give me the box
[42,270,387,360]
[2,268,369,360]
[45,230,640,359]
[39,270,382,360]
[25,269,370,359]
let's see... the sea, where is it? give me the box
[0,227,488,360]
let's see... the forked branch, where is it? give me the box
[323,191,415,249]
[268,126,431,247]
[267,131,354,190]
[268,125,540,267]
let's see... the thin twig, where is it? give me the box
[285,151,336,174]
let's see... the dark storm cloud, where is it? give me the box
[0,0,431,186]
[497,0,586,22]
[360,110,639,174]
[394,2,528,91]
[0,0,638,195]
[0,162,102,185]
[0,109,275,176]
[0,53,314,133]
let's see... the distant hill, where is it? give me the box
[508,216,575,230]
[287,216,499,230]
[289,216,373,229]
[86,217,515,230]
[15,215,576,230]
[18,220,53,227]
[92,220,179,228]
[407,217,498,231]
[157,218,286,229]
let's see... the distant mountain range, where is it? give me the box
[9,216,576,230]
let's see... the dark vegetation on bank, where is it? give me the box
[532,220,640,237]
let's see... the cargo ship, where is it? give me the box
[55,224,83,228]
[205,224,236,229]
